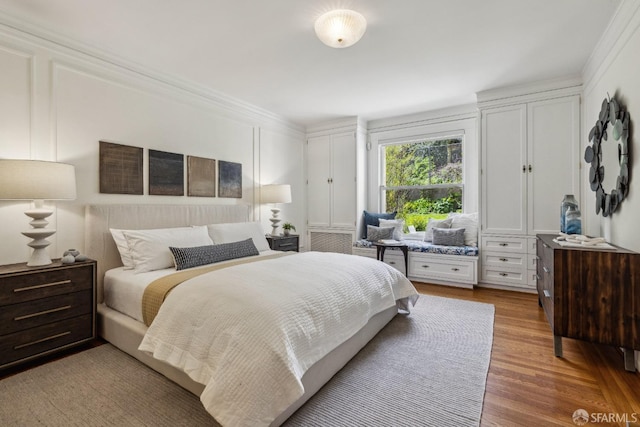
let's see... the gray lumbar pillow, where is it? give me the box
[432,227,466,246]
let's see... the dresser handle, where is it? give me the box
[499,243,508,247]
[499,257,508,262]
[14,280,72,293]
[536,274,541,280]
[543,290,551,298]
[543,243,549,248]
[14,305,72,321]
[499,272,508,277]
[14,331,71,350]
[543,266,550,273]
[279,243,294,247]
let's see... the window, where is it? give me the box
[381,136,463,231]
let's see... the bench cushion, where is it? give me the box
[353,239,479,256]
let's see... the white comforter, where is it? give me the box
[138,251,418,426]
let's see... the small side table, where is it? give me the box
[266,234,300,252]
[373,242,409,274]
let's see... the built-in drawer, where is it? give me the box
[0,290,92,335]
[380,253,406,275]
[0,314,93,367]
[0,264,93,305]
[483,252,526,269]
[482,236,526,253]
[482,266,530,288]
[410,257,475,284]
[528,254,537,270]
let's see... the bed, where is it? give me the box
[85,204,418,426]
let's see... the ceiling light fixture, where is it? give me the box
[314,9,367,48]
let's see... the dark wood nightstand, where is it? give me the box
[0,259,97,370]
[266,235,300,252]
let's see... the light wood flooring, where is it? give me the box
[414,282,640,427]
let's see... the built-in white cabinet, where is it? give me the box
[479,86,580,291]
[306,118,366,253]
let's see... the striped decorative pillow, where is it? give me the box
[170,238,259,270]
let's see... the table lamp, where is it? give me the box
[0,159,77,266]
[260,184,292,236]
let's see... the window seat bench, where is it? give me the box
[352,239,479,288]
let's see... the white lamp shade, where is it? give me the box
[0,159,76,200]
[314,9,367,48]
[261,184,292,204]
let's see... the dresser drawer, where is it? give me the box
[0,314,93,367]
[0,290,92,335]
[482,236,526,253]
[410,257,475,284]
[0,263,93,306]
[483,252,526,269]
[482,266,530,288]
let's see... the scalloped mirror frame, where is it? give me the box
[584,96,631,217]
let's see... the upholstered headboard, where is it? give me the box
[85,204,251,302]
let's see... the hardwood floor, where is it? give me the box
[413,282,640,427]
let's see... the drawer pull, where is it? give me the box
[279,243,294,247]
[451,267,460,272]
[14,279,72,293]
[14,305,72,321]
[543,290,551,298]
[499,243,508,247]
[543,243,549,248]
[543,266,550,274]
[421,265,429,268]
[14,331,71,350]
[499,272,508,277]
[499,257,508,262]
[388,261,396,265]
[536,274,541,281]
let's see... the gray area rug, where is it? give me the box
[0,295,494,427]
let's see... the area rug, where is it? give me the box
[0,295,494,427]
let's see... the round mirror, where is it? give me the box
[585,96,631,217]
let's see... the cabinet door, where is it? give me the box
[307,135,332,228]
[527,96,580,234]
[481,105,527,235]
[330,132,356,228]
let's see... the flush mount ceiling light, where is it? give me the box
[314,9,367,48]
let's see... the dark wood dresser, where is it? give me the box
[536,234,639,371]
[0,259,96,370]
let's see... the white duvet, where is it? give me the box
[138,251,418,427]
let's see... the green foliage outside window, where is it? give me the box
[384,138,463,231]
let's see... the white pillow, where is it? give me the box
[109,228,135,269]
[123,226,213,273]
[448,212,479,247]
[207,222,270,252]
[424,217,453,242]
[379,218,405,240]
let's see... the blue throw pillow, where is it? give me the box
[362,210,397,239]
[170,238,259,270]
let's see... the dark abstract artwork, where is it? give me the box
[218,160,242,198]
[187,155,216,197]
[149,149,184,196]
[99,141,143,195]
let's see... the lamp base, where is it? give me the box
[22,201,55,266]
[269,207,281,236]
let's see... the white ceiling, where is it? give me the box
[0,0,621,127]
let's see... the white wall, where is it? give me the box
[581,0,640,370]
[582,0,640,252]
[0,22,305,265]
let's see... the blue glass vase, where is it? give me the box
[565,205,582,235]
[560,194,578,233]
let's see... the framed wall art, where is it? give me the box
[149,149,184,196]
[218,160,242,198]
[99,141,143,195]
[187,155,216,197]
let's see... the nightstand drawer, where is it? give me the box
[0,290,93,335]
[0,264,93,305]
[267,235,300,252]
[0,314,93,366]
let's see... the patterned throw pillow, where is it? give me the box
[366,225,395,242]
[432,227,466,246]
[170,238,259,271]
[424,217,453,241]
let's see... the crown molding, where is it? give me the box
[582,0,640,95]
[366,103,478,133]
[476,75,582,108]
[0,10,305,135]
[305,117,366,136]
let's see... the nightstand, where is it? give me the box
[0,259,96,370]
[266,235,300,252]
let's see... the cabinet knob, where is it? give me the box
[499,257,508,262]
[528,164,532,172]
[499,272,508,277]
[522,165,526,173]
[499,243,508,247]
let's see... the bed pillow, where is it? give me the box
[378,218,405,241]
[123,226,213,273]
[109,228,135,270]
[362,211,397,239]
[448,212,479,247]
[366,225,395,242]
[424,217,453,242]
[432,227,466,246]
[170,238,259,271]
[206,221,270,252]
